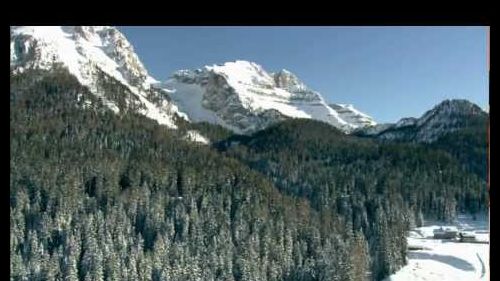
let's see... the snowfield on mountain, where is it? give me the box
[162,60,376,134]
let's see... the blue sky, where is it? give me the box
[119,26,488,123]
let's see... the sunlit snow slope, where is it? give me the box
[162,61,375,134]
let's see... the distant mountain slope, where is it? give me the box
[355,99,488,179]
[329,103,377,128]
[162,61,375,134]
[355,99,487,143]
[217,118,487,225]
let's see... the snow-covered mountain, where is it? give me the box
[10,26,377,135]
[356,99,488,142]
[328,103,377,128]
[161,61,375,134]
[10,26,184,128]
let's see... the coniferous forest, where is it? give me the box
[10,68,488,281]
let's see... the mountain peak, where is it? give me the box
[431,99,485,114]
[10,26,182,128]
[164,60,375,134]
[10,26,152,90]
[278,68,292,73]
[273,68,311,94]
[417,99,486,128]
[207,60,264,72]
[356,99,487,143]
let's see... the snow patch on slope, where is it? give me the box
[329,103,377,128]
[162,79,243,133]
[183,130,210,144]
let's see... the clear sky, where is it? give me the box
[118,26,488,123]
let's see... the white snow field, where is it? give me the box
[385,213,489,281]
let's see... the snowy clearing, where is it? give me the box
[385,213,489,281]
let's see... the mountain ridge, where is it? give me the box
[162,60,376,134]
[11,26,486,142]
[356,99,488,143]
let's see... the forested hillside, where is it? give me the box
[10,69,374,281]
[430,117,488,180]
[217,119,488,279]
[10,68,487,281]
[353,100,488,181]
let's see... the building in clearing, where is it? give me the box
[458,231,476,242]
[433,226,458,239]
